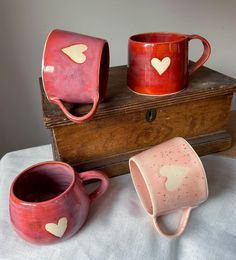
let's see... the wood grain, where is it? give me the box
[52,94,232,165]
[219,110,236,158]
[74,131,232,177]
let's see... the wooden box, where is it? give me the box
[40,65,236,177]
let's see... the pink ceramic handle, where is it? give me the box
[79,170,109,203]
[51,95,99,124]
[187,34,211,75]
[153,207,192,238]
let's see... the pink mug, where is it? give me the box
[9,161,109,244]
[129,137,208,238]
[42,29,109,124]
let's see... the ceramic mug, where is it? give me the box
[9,161,109,244]
[129,137,208,238]
[127,32,211,95]
[42,29,109,124]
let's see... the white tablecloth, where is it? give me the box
[0,145,236,260]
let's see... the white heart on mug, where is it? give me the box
[160,165,189,191]
[45,217,68,238]
[151,57,171,75]
[62,44,88,64]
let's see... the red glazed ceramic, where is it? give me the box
[42,29,109,123]
[9,161,109,244]
[129,137,208,238]
[128,32,211,95]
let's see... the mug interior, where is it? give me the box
[13,163,74,203]
[129,160,153,214]
[98,42,109,100]
[130,33,186,43]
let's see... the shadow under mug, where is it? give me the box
[127,32,211,95]
[129,137,208,238]
[42,29,110,124]
[9,161,109,244]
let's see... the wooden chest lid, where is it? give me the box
[41,64,236,128]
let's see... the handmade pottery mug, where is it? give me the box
[42,29,109,123]
[9,161,109,244]
[127,32,211,95]
[129,137,208,238]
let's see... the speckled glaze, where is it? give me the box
[42,29,109,123]
[128,32,211,95]
[129,137,208,238]
[9,161,109,244]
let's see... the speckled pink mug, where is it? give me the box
[129,137,208,238]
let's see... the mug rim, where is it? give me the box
[129,157,156,215]
[10,161,76,206]
[41,29,55,101]
[129,32,188,44]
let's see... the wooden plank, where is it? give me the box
[74,110,235,177]
[73,131,232,178]
[40,64,236,128]
[219,110,236,157]
[52,94,232,166]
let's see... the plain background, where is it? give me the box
[0,0,236,158]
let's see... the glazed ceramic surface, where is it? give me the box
[127,32,211,95]
[9,161,109,244]
[129,137,208,238]
[42,29,109,123]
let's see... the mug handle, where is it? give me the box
[152,207,192,238]
[187,35,211,75]
[50,95,99,124]
[79,170,109,203]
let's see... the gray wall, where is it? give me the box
[1,0,236,157]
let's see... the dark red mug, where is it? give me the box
[9,161,109,244]
[42,29,109,123]
[127,32,211,95]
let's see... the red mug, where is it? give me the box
[9,161,109,244]
[42,29,109,123]
[127,32,211,95]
